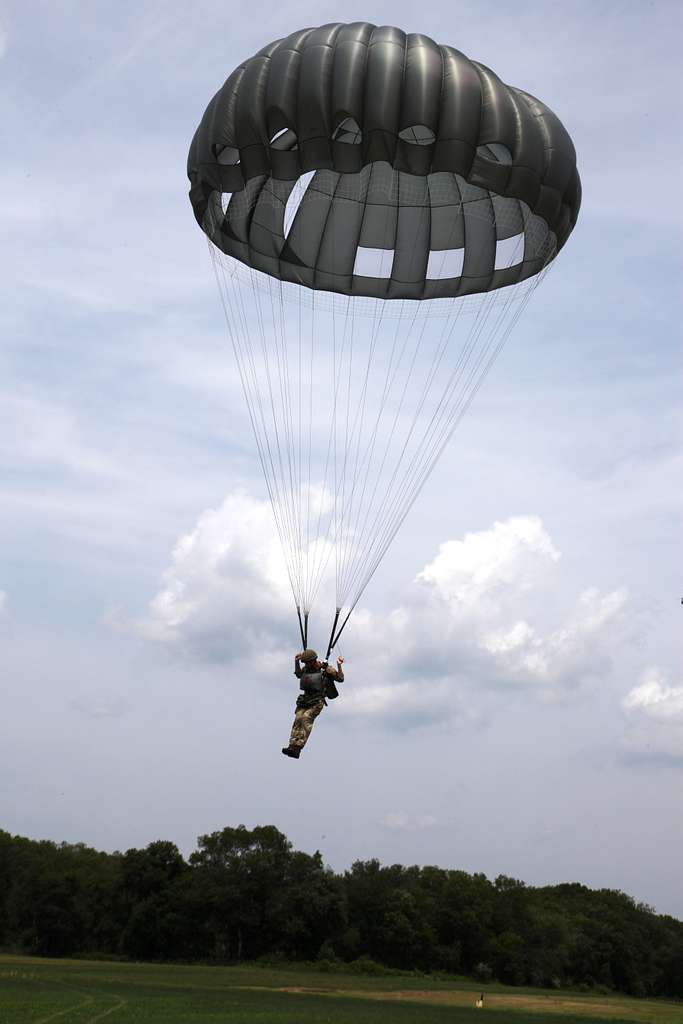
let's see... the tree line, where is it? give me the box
[1,824,681,998]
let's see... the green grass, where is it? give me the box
[0,955,681,1024]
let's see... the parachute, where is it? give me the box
[187,23,580,654]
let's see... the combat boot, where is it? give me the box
[282,746,301,758]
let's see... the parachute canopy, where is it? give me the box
[188,25,580,652]
[188,23,581,300]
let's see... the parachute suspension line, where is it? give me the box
[382,222,542,549]
[334,299,411,603]
[209,243,299,608]
[306,263,350,611]
[307,293,354,613]
[266,271,297,587]
[309,162,401,618]
[341,286,509,607]
[263,265,304,604]
[275,274,302,601]
[304,287,315,611]
[356,283,539,608]
[211,183,554,647]
[279,272,307,610]
[332,296,353,603]
[331,260,528,634]
[336,218,550,617]
[297,280,303,607]
[258,262,303,606]
[342,269,546,620]
[305,341,335,606]
[336,302,433,604]
[323,178,448,612]
[340,286,493,605]
[330,197,340,613]
[333,301,385,601]
[332,283,339,601]
[334,190,464,607]
[305,262,389,622]
[245,264,302,605]
[412,269,550,521]
[335,294,354,593]
[329,292,382,593]
[304,172,353,614]
[239,267,290,553]
[232,247,312,614]
[260,267,293,580]
[348,247,499,600]
[331,161,392,583]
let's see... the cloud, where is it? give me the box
[622,668,683,761]
[0,591,6,613]
[417,515,561,613]
[138,496,636,728]
[476,586,629,691]
[344,517,629,705]
[336,676,476,730]
[136,491,295,660]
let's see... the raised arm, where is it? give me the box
[294,653,304,678]
[326,656,345,682]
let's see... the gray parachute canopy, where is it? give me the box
[187,24,581,653]
[188,22,581,300]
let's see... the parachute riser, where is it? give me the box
[328,607,352,657]
[296,607,306,650]
[325,608,341,662]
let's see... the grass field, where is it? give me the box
[0,955,681,1024]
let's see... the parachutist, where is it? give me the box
[282,649,345,758]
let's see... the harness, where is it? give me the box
[300,669,325,697]
[298,665,340,705]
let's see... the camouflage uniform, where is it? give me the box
[288,696,326,751]
[287,656,344,752]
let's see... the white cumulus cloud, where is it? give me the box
[137,495,635,726]
[476,585,629,690]
[345,517,628,704]
[137,491,294,659]
[417,515,561,615]
[622,668,683,760]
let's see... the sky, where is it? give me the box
[1,1,682,920]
